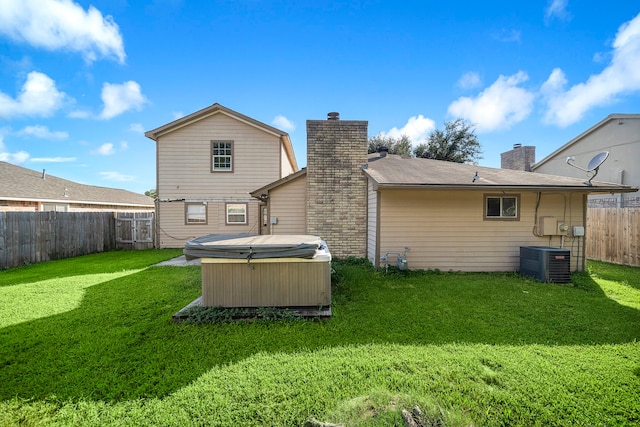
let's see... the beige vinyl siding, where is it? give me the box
[269,174,307,234]
[533,118,640,203]
[157,112,283,199]
[157,200,261,248]
[377,189,585,272]
[367,179,378,264]
[281,143,295,177]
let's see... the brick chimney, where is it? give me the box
[501,144,535,171]
[306,113,368,258]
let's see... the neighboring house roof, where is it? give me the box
[363,154,637,193]
[532,113,640,170]
[0,162,155,207]
[144,102,298,171]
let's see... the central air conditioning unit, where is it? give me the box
[519,246,571,283]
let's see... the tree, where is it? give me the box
[368,134,413,157]
[145,189,157,199]
[413,118,482,163]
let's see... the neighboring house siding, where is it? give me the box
[157,201,261,247]
[157,113,283,200]
[533,116,640,207]
[367,180,378,264]
[0,200,152,212]
[269,174,307,235]
[376,189,585,272]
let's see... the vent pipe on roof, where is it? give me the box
[42,169,46,180]
[327,112,340,120]
[379,146,389,158]
[513,143,522,149]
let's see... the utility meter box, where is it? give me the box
[572,225,585,237]
[557,223,570,236]
[539,217,557,236]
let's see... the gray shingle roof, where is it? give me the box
[0,162,154,207]
[364,154,637,192]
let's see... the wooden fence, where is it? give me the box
[115,211,154,250]
[0,211,155,269]
[587,208,640,266]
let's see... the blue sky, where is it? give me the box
[1,0,640,194]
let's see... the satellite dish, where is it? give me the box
[565,151,609,186]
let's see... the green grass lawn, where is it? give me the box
[0,252,639,426]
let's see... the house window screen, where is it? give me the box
[226,203,247,224]
[186,203,207,224]
[484,195,519,220]
[212,141,233,171]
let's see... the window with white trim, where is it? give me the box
[212,141,233,172]
[484,194,519,220]
[185,203,207,224]
[226,203,247,225]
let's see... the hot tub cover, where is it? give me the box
[184,234,327,260]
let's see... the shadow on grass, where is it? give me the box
[0,261,639,403]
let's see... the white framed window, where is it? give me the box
[212,141,233,172]
[185,203,207,225]
[226,203,247,225]
[484,194,519,220]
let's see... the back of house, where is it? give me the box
[145,103,297,248]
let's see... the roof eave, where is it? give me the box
[281,134,299,172]
[250,168,307,198]
[144,103,289,141]
[371,183,637,193]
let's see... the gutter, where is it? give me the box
[371,183,638,193]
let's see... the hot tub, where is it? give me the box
[184,234,331,308]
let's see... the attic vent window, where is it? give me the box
[212,141,233,172]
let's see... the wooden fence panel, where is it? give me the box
[0,211,121,269]
[115,212,154,250]
[587,208,640,266]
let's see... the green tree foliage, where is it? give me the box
[413,118,482,163]
[144,189,157,199]
[368,134,413,157]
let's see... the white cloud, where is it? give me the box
[16,125,68,140]
[129,123,145,133]
[0,71,68,118]
[545,0,570,23]
[94,143,115,155]
[447,71,535,133]
[172,111,184,120]
[120,141,128,150]
[68,109,92,119]
[30,156,76,162]
[542,12,640,127]
[272,115,295,132]
[456,72,482,90]
[99,171,135,182]
[0,150,30,163]
[493,29,521,43]
[378,115,436,145]
[99,81,147,120]
[0,134,30,163]
[0,0,125,64]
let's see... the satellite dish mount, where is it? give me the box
[565,151,609,186]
